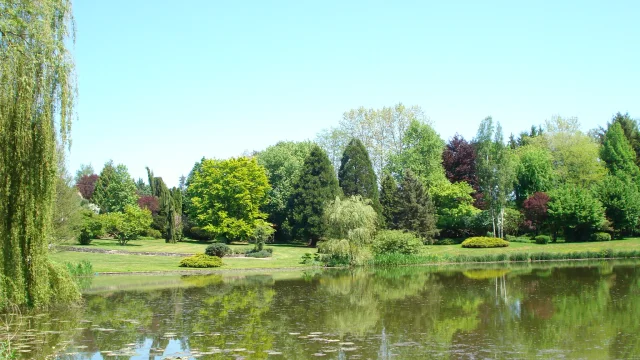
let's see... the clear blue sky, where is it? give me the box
[69,0,640,187]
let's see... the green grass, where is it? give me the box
[51,237,640,273]
[61,237,220,254]
[50,242,313,273]
[424,238,640,257]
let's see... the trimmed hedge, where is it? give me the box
[535,235,551,244]
[179,254,223,268]
[205,243,231,258]
[461,237,509,248]
[590,232,611,242]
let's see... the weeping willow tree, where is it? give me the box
[0,0,81,308]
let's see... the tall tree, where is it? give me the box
[591,112,640,165]
[475,117,516,238]
[256,141,314,241]
[597,176,640,238]
[74,164,95,184]
[0,0,80,308]
[388,119,447,188]
[338,138,381,214]
[379,173,399,229]
[514,144,555,205]
[93,161,138,213]
[532,116,605,188]
[600,122,640,181]
[76,174,99,200]
[186,157,270,242]
[317,103,424,179]
[442,134,482,206]
[289,145,340,247]
[547,185,606,242]
[396,170,438,243]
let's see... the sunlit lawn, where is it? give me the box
[51,241,314,273]
[51,237,640,273]
[423,238,640,257]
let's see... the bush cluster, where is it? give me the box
[535,235,551,244]
[372,230,423,255]
[179,254,223,268]
[434,238,456,245]
[461,237,509,248]
[590,232,611,242]
[145,228,163,239]
[205,243,231,258]
[245,250,272,258]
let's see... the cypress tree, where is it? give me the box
[290,145,340,247]
[601,122,640,181]
[338,138,381,214]
[379,173,399,229]
[396,170,438,243]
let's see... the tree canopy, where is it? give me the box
[186,157,270,242]
[92,161,138,214]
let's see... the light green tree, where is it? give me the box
[186,157,270,242]
[0,0,81,308]
[320,196,378,265]
[596,176,640,237]
[92,161,138,213]
[532,116,605,187]
[514,144,555,204]
[600,122,640,181]
[547,185,606,242]
[388,119,448,188]
[103,205,153,246]
[475,117,516,238]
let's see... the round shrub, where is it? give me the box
[205,243,231,258]
[434,238,456,246]
[590,232,611,242]
[461,237,509,248]
[372,230,423,255]
[179,254,223,268]
[78,228,93,245]
[535,235,551,244]
[145,228,163,239]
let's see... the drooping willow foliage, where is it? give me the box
[0,0,81,308]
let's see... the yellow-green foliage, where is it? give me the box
[186,157,270,241]
[179,254,223,268]
[372,230,423,255]
[461,237,509,248]
[0,0,80,308]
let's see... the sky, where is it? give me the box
[69,0,640,187]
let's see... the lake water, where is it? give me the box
[3,260,640,359]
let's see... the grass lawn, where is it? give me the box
[51,237,640,273]
[423,238,640,257]
[51,241,314,273]
[60,237,229,254]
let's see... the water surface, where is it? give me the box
[4,261,640,359]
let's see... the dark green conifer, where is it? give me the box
[379,173,399,229]
[396,170,438,243]
[289,145,340,246]
[338,138,381,215]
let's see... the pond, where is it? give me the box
[3,260,640,359]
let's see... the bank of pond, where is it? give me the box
[2,260,640,359]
